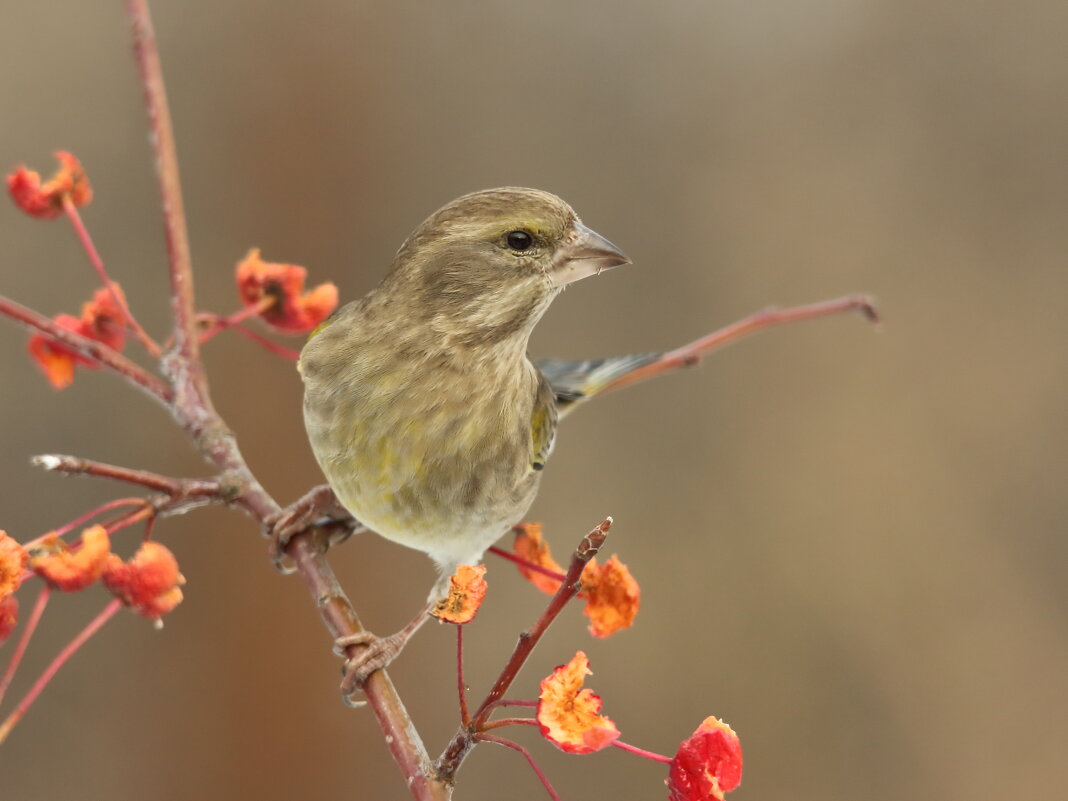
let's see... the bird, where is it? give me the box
[294,187,633,690]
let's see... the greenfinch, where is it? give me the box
[293,187,873,690]
[299,188,631,599]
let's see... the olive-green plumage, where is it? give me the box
[300,188,630,593]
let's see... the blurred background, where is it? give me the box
[1,1,1065,799]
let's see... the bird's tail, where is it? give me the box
[535,353,662,417]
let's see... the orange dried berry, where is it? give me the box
[431,564,488,624]
[0,530,28,600]
[7,151,92,219]
[29,525,111,592]
[102,541,185,620]
[0,531,28,595]
[27,314,86,389]
[0,595,18,645]
[578,554,640,638]
[235,248,338,333]
[667,717,743,801]
[536,651,620,754]
[513,523,565,595]
[77,285,127,351]
[27,285,128,389]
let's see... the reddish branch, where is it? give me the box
[475,733,562,801]
[0,587,51,707]
[0,599,121,745]
[126,0,198,372]
[487,543,566,583]
[435,519,610,782]
[122,2,448,798]
[287,531,442,798]
[601,293,879,395]
[62,196,161,357]
[0,293,172,405]
[31,454,223,501]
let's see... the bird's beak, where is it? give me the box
[550,221,631,287]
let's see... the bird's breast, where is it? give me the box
[302,347,552,563]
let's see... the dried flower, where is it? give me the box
[102,541,185,620]
[513,525,640,637]
[579,554,640,638]
[0,595,18,645]
[513,523,564,595]
[431,564,488,624]
[235,248,338,333]
[29,525,111,592]
[0,530,28,601]
[27,285,128,388]
[537,651,620,754]
[7,151,92,219]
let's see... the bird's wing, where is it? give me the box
[529,373,559,470]
[535,353,661,417]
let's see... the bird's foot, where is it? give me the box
[334,603,434,705]
[265,484,357,573]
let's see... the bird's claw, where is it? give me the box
[265,484,355,573]
[335,630,410,703]
[265,509,305,574]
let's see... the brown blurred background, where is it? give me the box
[1,2,1065,799]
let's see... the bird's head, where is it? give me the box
[384,188,630,350]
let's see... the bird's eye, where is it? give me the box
[506,230,534,251]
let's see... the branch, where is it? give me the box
[435,518,611,782]
[472,519,609,723]
[287,531,451,801]
[0,599,121,745]
[0,293,172,405]
[125,0,201,376]
[602,293,880,395]
[474,734,561,801]
[0,586,51,706]
[121,6,447,799]
[62,197,162,357]
[30,454,224,501]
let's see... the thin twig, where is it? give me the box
[0,293,172,405]
[457,625,470,726]
[62,197,162,357]
[225,323,301,361]
[31,454,221,499]
[487,545,565,583]
[435,519,611,782]
[102,504,155,535]
[45,498,149,541]
[600,294,880,395]
[611,739,673,764]
[0,585,51,706]
[126,0,201,376]
[480,717,537,732]
[287,532,448,800]
[142,513,157,543]
[196,298,274,344]
[0,599,121,745]
[472,519,609,724]
[474,734,562,801]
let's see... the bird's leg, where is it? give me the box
[334,601,435,705]
[265,483,360,572]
